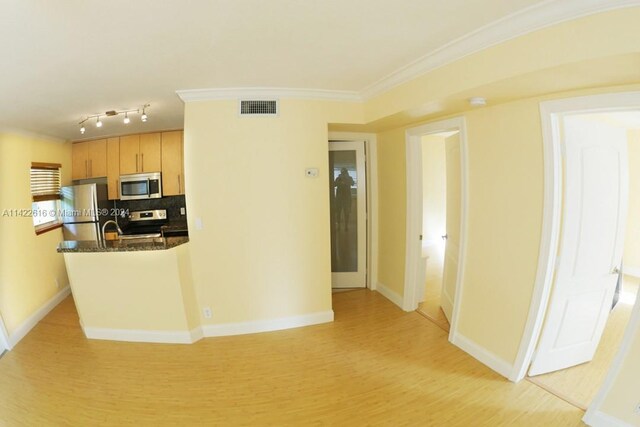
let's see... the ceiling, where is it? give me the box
[0,0,605,140]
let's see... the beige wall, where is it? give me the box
[625,130,640,270]
[0,133,71,335]
[376,97,545,363]
[183,99,363,324]
[376,127,406,294]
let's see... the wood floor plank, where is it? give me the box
[0,290,584,426]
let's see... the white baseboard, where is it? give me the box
[201,310,334,337]
[83,326,200,344]
[7,286,71,349]
[583,410,636,427]
[623,265,640,278]
[81,311,333,344]
[375,282,404,309]
[452,333,514,379]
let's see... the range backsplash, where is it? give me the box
[114,195,188,227]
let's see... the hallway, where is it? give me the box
[0,290,584,425]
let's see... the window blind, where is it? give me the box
[30,162,62,202]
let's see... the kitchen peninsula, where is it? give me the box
[58,237,200,344]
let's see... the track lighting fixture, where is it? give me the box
[77,103,150,134]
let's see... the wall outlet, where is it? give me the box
[203,307,212,319]
[54,278,61,289]
[195,217,203,230]
[180,207,186,215]
[635,402,640,414]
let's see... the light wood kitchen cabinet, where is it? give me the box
[119,134,140,175]
[139,133,162,172]
[71,139,107,179]
[119,133,161,174]
[106,137,120,200]
[161,131,184,196]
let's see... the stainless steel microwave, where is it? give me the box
[119,172,162,200]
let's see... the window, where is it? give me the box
[30,162,62,235]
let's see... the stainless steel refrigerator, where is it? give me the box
[60,183,110,242]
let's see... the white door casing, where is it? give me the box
[0,314,10,351]
[528,115,629,376]
[329,141,367,288]
[441,133,461,322]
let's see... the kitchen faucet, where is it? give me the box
[101,220,123,242]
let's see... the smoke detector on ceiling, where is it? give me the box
[469,97,487,107]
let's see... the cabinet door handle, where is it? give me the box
[89,159,92,177]
[85,160,88,178]
[178,175,181,194]
[135,154,138,172]
[141,153,144,172]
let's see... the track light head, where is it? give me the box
[96,117,102,128]
[123,113,130,124]
[80,125,85,134]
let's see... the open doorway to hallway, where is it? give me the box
[526,111,640,410]
[416,131,460,332]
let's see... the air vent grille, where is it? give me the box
[239,100,278,116]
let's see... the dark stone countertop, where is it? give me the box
[57,236,189,253]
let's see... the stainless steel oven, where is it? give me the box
[119,172,162,200]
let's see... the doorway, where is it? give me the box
[524,111,640,409]
[415,131,460,332]
[329,140,367,289]
[404,117,468,342]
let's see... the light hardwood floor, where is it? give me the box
[528,276,640,410]
[0,290,584,426]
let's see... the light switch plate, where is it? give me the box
[180,207,186,215]
[195,217,203,230]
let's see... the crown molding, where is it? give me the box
[359,0,640,100]
[177,87,362,103]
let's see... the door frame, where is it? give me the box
[404,116,469,343]
[511,91,640,383]
[328,132,379,290]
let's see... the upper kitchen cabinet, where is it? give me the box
[71,139,107,180]
[120,133,161,174]
[161,131,184,196]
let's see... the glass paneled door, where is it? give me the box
[329,141,366,288]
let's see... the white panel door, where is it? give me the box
[441,133,461,321]
[529,116,628,376]
[329,141,367,288]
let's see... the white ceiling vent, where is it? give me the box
[239,99,279,116]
